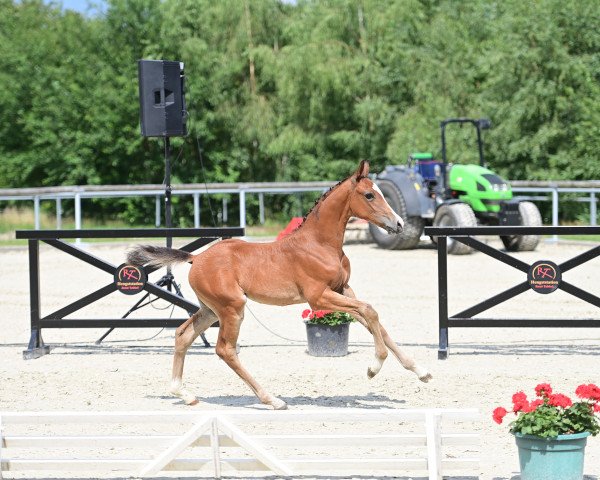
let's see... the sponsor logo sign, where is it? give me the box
[114,264,147,295]
[528,260,561,294]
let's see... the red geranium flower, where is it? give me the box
[512,391,529,412]
[492,407,507,424]
[530,399,544,410]
[301,308,355,326]
[576,384,600,401]
[493,383,600,438]
[535,383,552,397]
[576,384,590,398]
[512,391,527,404]
[549,393,572,409]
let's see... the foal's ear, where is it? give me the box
[353,160,370,181]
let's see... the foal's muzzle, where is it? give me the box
[383,221,403,235]
[379,214,404,235]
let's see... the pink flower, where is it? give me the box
[492,407,507,424]
[301,309,311,319]
[535,383,552,398]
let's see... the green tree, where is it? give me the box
[1,0,599,226]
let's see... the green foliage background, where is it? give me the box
[1,0,599,224]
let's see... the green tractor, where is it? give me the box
[369,118,542,254]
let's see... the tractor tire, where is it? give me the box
[368,180,425,250]
[500,201,542,251]
[432,203,478,255]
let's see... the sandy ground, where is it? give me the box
[0,234,599,479]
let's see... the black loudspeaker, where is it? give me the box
[138,59,187,137]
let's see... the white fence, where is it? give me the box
[1,180,600,230]
[0,408,480,479]
[0,181,334,230]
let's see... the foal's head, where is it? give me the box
[348,160,404,234]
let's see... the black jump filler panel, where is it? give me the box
[423,226,600,359]
[16,228,244,359]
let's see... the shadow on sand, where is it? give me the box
[147,392,407,410]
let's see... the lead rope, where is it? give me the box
[245,304,305,343]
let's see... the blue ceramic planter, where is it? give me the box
[515,431,590,480]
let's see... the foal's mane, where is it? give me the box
[296,173,367,228]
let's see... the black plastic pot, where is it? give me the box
[305,322,350,357]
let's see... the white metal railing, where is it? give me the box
[0,182,334,230]
[0,408,480,480]
[1,180,599,231]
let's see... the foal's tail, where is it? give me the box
[127,245,192,267]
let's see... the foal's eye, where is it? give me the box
[365,192,375,200]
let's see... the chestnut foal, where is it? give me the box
[127,160,431,410]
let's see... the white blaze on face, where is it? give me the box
[372,183,404,229]
[372,183,384,197]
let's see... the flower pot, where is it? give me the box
[305,322,350,357]
[515,432,590,480]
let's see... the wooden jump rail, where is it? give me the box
[0,409,479,480]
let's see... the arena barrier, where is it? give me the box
[0,408,479,479]
[16,228,244,359]
[423,225,600,359]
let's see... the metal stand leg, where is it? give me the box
[23,239,51,360]
[437,237,449,360]
[23,329,50,360]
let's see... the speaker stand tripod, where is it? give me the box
[96,137,210,347]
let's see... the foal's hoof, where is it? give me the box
[186,397,200,406]
[414,365,432,383]
[270,398,288,410]
[367,367,378,379]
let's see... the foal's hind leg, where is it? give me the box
[214,302,287,410]
[343,286,431,382]
[170,303,218,405]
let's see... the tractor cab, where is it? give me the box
[410,152,443,183]
[369,117,542,254]
[409,152,445,201]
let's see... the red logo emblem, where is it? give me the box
[528,260,561,294]
[114,264,147,295]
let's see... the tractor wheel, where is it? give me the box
[368,180,424,250]
[432,203,478,255]
[500,201,542,251]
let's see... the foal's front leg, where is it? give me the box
[343,286,432,382]
[310,287,388,378]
